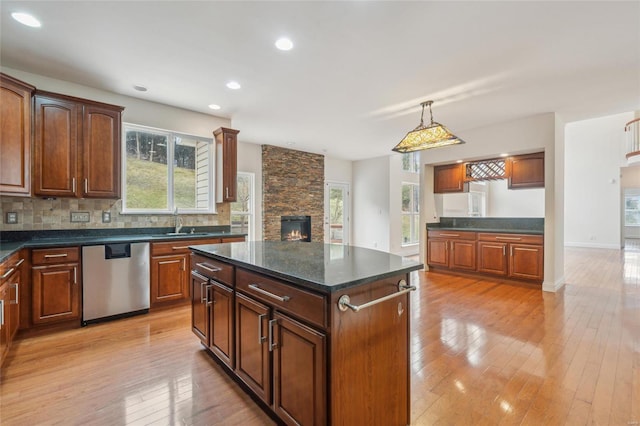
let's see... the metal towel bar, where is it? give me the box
[338,280,416,312]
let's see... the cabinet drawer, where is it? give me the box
[477,233,542,245]
[0,252,23,279]
[32,246,80,265]
[237,269,327,329]
[427,230,476,240]
[152,238,222,256]
[191,254,234,286]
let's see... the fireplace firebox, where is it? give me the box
[281,216,311,242]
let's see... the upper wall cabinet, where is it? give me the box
[33,91,124,199]
[507,152,545,189]
[214,127,239,203]
[0,73,35,196]
[434,163,469,193]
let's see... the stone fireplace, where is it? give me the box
[262,145,324,242]
[281,216,311,242]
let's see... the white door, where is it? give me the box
[324,182,349,244]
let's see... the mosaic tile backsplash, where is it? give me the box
[0,196,230,232]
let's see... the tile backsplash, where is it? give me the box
[0,196,230,232]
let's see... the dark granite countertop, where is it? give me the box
[190,241,423,293]
[0,227,246,263]
[427,217,544,236]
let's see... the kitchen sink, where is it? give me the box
[162,232,213,237]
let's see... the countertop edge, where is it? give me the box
[426,226,543,235]
[190,246,424,294]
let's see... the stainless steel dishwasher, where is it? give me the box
[82,242,150,325]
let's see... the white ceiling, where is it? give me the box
[1,1,639,161]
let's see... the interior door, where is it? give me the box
[324,182,349,245]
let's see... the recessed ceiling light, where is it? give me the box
[456,160,463,163]
[275,37,294,51]
[500,153,509,157]
[12,12,41,28]
[133,85,147,92]
[208,104,221,110]
[226,81,241,90]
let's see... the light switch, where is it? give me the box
[102,211,111,223]
[6,212,18,224]
[70,212,90,222]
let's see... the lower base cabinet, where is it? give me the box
[192,252,410,426]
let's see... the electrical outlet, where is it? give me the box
[5,212,18,224]
[70,211,90,223]
[102,211,111,223]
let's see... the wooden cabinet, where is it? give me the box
[0,73,34,196]
[151,238,222,308]
[507,152,544,189]
[210,280,234,367]
[477,233,543,282]
[434,163,468,193]
[33,91,123,198]
[214,127,239,202]
[191,271,209,345]
[427,230,477,271]
[31,247,80,325]
[0,283,9,365]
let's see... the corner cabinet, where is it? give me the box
[33,91,123,199]
[214,127,239,202]
[507,152,545,189]
[434,163,469,193]
[0,73,34,197]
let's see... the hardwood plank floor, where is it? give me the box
[1,246,638,425]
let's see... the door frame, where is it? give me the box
[324,181,350,245]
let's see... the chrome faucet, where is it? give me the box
[174,207,183,234]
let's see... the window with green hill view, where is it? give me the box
[122,124,214,213]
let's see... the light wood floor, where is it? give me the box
[1,246,638,425]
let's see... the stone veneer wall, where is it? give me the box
[262,145,324,242]
[0,196,230,231]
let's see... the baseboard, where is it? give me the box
[564,242,620,250]
[543,275,565,292]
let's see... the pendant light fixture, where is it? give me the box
[392,100,465,153]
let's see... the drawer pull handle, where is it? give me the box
[268,318,277,351]
[0,300,3,326]
[495,237,522,241]
[338,280,416,313]
[196,263,221,273]
[200,280,207,303]
[205,284,213,305]
[172,246,190,250]
[1,268,15,279]
[11,283,19,305]
[258,314,267,343]
[15,259,25,267]
[439,233,460,237]
[248,284,291,302]
[44,253,68,258]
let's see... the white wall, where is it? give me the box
[1,67,229,138]
[352,156,390,251]
[564,112,632,249]
[487,181,544,217]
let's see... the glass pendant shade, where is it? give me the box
[392,101,465,153]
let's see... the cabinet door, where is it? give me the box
[82,105,121,198]
[32,264,80,324]
[34,95,80,197]
[191,271,209,345]
[235,292,271,404]
[427,238,449,267]
[273,312,326,426]
[214,127,239,202]
[0,284,9,364]
[450,240,477,271]
[477,242,508,276]
[508,152,544,189]
[210,281,234,369]
[0,74,33,196]
[509,244,543,281]
[434,163,468,193]
[8,269,20,340]
[150,254,189,306]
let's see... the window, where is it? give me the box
[402,183,420,245]
[625,192,640,226]
[231,172,255,240]
[402,152,420,173]
[122,123,214,213]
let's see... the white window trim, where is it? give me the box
[401,182,420,247]
[121,123,216,215]
[231,172,255,240]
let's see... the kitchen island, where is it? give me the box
[190,241,423,426]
